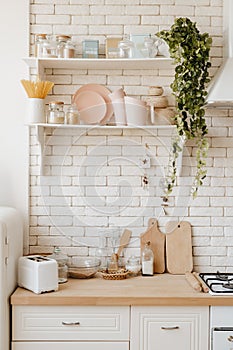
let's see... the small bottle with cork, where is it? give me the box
[141,241,154,276]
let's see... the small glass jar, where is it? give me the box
[49,247,68,284]
[118,36,134,58]
[56,35,71,58]
[63,41,76,58]
[126,256,141,276]
[65,104,80,125]
[34,34,47,57]
[42,36,57,58]
[47,101,65,124]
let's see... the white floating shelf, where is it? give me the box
[32,123,176,129]
[23,57,173,73]
[28,124,182,176]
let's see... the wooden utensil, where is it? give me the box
[108,229,132,273]
[140,218,165,273]
[166,221,193,274]
[185,272,202,292]
[192,272,209,293]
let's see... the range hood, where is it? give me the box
[206,0,233,108]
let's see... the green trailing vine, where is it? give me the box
[157,17,212,199]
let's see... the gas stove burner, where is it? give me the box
[216,271,229,281]
[222,283,233,290]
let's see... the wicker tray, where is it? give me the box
[99,269,129,280]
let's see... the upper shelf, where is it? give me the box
[23,57,174,73]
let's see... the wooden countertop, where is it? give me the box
[11,274,233,306]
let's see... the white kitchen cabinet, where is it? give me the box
[12,305,130,349]
[131,306,209,350]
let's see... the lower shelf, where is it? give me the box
[29,124,183,177]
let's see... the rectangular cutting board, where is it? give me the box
[140,218,165,273]
[165,221,193,274]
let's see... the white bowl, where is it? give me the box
[124,96,148,126]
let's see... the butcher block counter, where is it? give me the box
[10,273,233,306]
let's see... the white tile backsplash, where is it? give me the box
[27,0,233,272]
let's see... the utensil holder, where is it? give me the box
[27,98,45,124]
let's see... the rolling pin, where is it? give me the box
[185,272,202,292]
[192,272,209,293]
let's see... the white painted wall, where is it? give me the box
[0,0,29,240]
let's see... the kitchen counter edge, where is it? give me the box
[10,274,233,306]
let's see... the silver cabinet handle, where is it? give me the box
[161,326,180,330]
[228,335,233,342]
[62,321,80,326]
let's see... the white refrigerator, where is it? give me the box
[0,207,23,350]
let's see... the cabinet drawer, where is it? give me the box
[13,306,129,341]
[12,342,129,350]
[131,306,209,350]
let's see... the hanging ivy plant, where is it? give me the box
[157,17,212,199]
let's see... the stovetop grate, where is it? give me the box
[199,272,233,295]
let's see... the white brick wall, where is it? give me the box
[27,0,233,273]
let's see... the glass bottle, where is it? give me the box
[95,234,108,270]
[141,241,154,276]
[47,101,65,124]
[50,247,68,283]
[65,104,80,125]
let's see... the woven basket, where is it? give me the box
[100,269,129,280]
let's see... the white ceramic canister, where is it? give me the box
[27,98,45,124]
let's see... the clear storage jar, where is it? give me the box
[41,35,57,58]
[34,34,47,57]
[56,35,71,58]
[63,40,75,58]
[126,256,141,276]
[49,247,68,284]
[47,101,65,124]
[65,104,80,125]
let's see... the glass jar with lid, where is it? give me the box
[118,36,135,58]
[63,40,76,58]
[65,104,80,125]
[126,256,141,276]
[56,35,71,58]
[49,247,68,284]
[34,34,47,57]
[47,101,65,124]
[41,35,57,58]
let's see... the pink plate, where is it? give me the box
[73,91,107,124]
[72,84,113,125]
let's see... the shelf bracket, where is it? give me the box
[35,125,45,175]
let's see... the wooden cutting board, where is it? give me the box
[140,218,165,273]
[165,221,193,274]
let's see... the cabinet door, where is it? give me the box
[12,342,129,350]
[131,306,209,350]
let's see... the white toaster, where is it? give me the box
[18,255,58,294]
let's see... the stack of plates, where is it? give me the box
[72,84,113,125]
